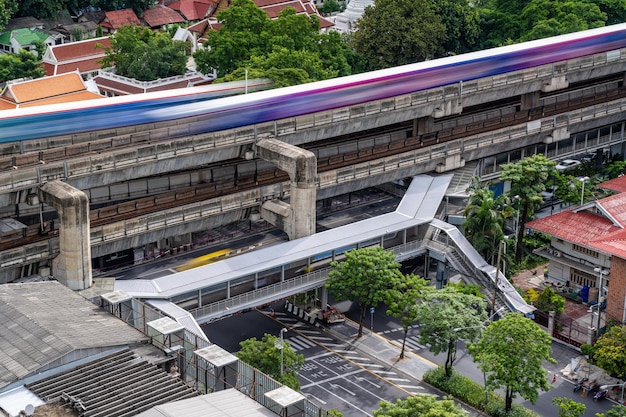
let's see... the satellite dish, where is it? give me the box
[24,404,35,416]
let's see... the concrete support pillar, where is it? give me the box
[433,100,463,118]
[415,116,434,136]
[256,138,317,240]
[436,154,465,173]
[39,181,92,290]
[542,75,569,92]
[543,127,570,144]
[520,91,540,110]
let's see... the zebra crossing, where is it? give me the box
[377,326,428,353]
[268,308,426,397]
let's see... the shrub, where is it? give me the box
[424,367,538,417]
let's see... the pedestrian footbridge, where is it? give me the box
[110,174,533,334]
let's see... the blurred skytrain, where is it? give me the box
[1,24,626,143]
[175,249,233,272]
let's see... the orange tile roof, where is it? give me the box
[18,91,103,107]
[6,73,86,103]
[0,72,104,110]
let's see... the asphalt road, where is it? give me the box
[202,304,430,417]
[342,303,615,417]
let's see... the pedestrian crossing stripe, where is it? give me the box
[286,335,316,351]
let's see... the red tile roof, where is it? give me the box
[527,192,626,259]
[143,5,185,27]
[598,175,626,194]
[168,0,216,21]
[42,37,111,76]
[100,9,141,30]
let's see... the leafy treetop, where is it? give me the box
[236,333,305,390]
[592,325,626,379]
[327,246,402,338]
[100,26,189,82]
[470,313,555,412]
[373,394,468,417]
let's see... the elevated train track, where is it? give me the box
[2,26,626,281]
[1,82,625,254]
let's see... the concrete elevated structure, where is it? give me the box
[255,138,317,239]
[39,181,92,290]
[1,49,626,283]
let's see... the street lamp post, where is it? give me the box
[580,176,590,205]
[594,267,608,338]
[599,382,625,417]
[278,328,287,376]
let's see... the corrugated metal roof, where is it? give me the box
[115,174,452,299]
[0,281,148,390]
[146,300,209,341]
[136,390,277,417]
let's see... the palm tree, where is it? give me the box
[463,177,508,264]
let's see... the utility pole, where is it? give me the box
[492,240,503,313]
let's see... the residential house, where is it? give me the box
[0,71,103,111]
[253,0,334,30]
[167,0,217,21]
[0,27,61,56]
[41,37,111,78]
[526,175,626,324]
[99,9,142,34]
[143,4,186,30]
[52,21,100,42]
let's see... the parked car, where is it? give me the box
[580,153,596,163]
[541,186,558,200]
[556,159,581,172]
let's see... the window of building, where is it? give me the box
[572,244,599,258]
[570,268,596,288]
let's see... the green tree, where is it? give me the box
[0,50,45,84]
[0,0,17,32]
[236,333,305,390]
[518,0,606,42]
[90,0,156,15]
[592,326,626,379]
[16,0,65,20]
[385,274,430,359]
[596,404,626,417]
[463,176,509,264]
[320,0,342,14]
[552,397,586,417]
[432,0,481,54]
[501,154,555,261]
[534,286,565,314]
[596,0,626,25]
[415,286,487,377]
[373,394,467,417]
[350,0,446,70]
[326,246,402,338]
[100,26,188,81]
[194,0,354,84]
[469,313,555,412]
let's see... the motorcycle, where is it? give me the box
[593,390,608,402]
[573,377,588,393]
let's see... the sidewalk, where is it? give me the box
[512,267,624,405]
